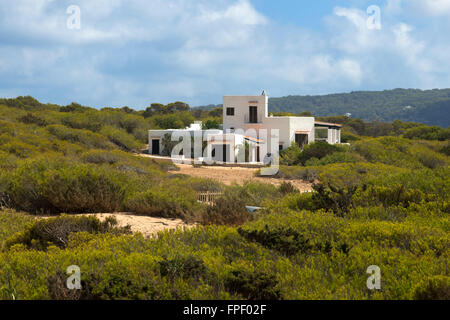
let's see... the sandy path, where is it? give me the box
[170,164,313,192]
[86,213,196,237]
[38,213,195,238]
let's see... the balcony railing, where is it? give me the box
[244,114,263,124]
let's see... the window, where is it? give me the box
[279,144,283,151]
[249,106,258,123]
[226,107,235,116]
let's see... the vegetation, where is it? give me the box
[268,88,450,127]
[0,96,448,300]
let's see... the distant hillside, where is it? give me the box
[195,89,450,127]
[269,89,450,127]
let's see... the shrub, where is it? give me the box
[201,192,251,226]
[403,126,450,141]
[311,183,357,216]
[188,178,223,193]
[238,225,312,256]
[46,270,100,300]
[225,269,282,300]
[439,142,450,156]
[81,150,122,164]
[7,160,128,214]
[353,185,426,209]
[0,210,35,243]
[278,182,298,195]
[305,151,363,166]
[341,130,360,142]
[46,125,113,150]
[124,186,200,220]
[276,165,319,182]
[280,142,302,166]
[18,113,48,126]
[298,142,342,165]
[159,255,207,281]
[417,151,447,169]
[412,276,450,300]
[100,125,141,151]
[234,182,281,206]
[5,215,131,250]
[153,114,185,129]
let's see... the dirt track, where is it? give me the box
[170,164,313,192]
[38,213,195,238]
[86,213,195,237]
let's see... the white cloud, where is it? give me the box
[198,0,266,25]
[385,0,403,15]
[410,0,450,16]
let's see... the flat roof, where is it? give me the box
[314,121,343,127]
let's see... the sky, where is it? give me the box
[0,0,450,109]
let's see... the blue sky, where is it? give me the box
[0,0,450,109]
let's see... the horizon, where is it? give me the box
[1,1,450,108]
[3,87,449,110]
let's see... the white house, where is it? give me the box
[148,91,342,164]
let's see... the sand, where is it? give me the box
[169,163,313,192]
[86,213,195,237]
[37,213,195,238]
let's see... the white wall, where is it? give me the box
[223,94,268,131]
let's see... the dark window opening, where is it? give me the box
[249,106,258,123]
[279,144,283,151]
[152,139,160,155]
[226,108,235,116]
[223,144,227,162]
[295,134,308,149]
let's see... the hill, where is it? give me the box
[269,89,450,127]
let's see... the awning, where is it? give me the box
[315,121,343,128]
[244,136,265,143]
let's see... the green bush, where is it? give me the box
[7,159,128,214]
[5,215,131,250]
[311,183,358,216]
[280,142,302,166]
[100,126,142,151]
[412,276,450,300]
[238,225,312,256]
[46,125,113,150]
[159,255,207,281]
[201,192,251,226]
[403,126,450,141]
[305,151,363,166]
[0,210,34,243]
[278,182,298,195]
[124,185,200,220]
[298,141,342,165]
[225,269,282,300]
[18,113,48,127]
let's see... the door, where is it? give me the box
[295,134,308,149]
[249,106,258,123]
[152,139,160,155]
[222,144,227,162]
